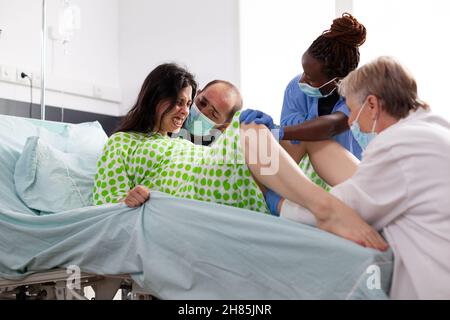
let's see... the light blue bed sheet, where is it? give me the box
[0,191,393,300]
[0,114,393,299]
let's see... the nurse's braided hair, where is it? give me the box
[308,13,366,79]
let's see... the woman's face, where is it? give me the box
[155,86,193,135]
[300,51,337,95]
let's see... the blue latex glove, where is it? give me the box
[240,109,275,128]
[265,189,282,216]
[239,109,284,141]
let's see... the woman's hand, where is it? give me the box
[124,185,150,208]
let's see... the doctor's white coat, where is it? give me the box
[281,108,450,299]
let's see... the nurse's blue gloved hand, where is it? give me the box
[265,189,282,216]
[240,109,274,128]
[239,109,285,141]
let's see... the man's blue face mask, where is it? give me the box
[350,100,378,150]
[184,103,217,136]
[298,77,338,98]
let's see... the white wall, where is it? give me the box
[1,0,241,117]
[240,0,450,121]
[239,0,335,121]
[0,0,122,116]
[118,0,240,114]
[353,0,450,120]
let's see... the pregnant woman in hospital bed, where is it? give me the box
[241,56,450,299]
[92,63,387,251]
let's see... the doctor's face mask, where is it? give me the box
[350,99,378,150]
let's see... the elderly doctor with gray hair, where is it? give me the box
[241,56,450,299]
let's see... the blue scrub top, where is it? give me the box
[280,74,362,160]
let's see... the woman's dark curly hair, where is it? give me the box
[308,13,367,79]
[115,63,197,134]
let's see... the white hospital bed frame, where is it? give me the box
[0,269,154,300]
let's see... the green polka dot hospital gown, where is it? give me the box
[93,112,270,214]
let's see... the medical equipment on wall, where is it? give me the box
[58,0,81,43]
[41,0,47,121]
[49,0,82,53]
[41,0,82,121]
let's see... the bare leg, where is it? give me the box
[290,140,360,186]
[281,140,306,164]
[240,123,387,251]
[241,126,334,217]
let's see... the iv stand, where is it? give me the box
[40,0,46,120]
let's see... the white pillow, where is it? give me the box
[0,115,69,215]
[14,137,98,213]
[65,121,108,157]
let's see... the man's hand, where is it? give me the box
[124,185,150,208]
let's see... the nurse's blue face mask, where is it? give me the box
[350,100,378,150]
[298,77,338,98]
[184,103,217,136]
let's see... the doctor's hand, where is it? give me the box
[124,185,150,208]
[240,109,284,140]
[317,204,389,252]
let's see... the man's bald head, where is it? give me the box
[195,80,243,129]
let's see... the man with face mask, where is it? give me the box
[175,80,243,146]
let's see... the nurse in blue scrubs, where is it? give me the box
[241,13,368,215]
[280,13,366,163]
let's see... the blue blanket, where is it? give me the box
[0,192,392,299]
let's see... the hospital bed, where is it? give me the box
[0,114,394,300]
[0,269,139,300]
[0,115,155,300]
